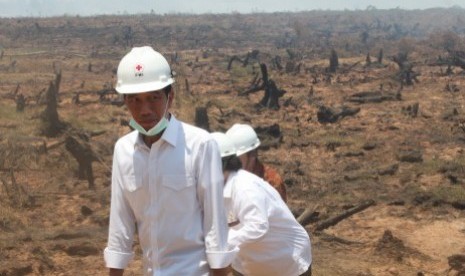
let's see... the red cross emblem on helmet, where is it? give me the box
[135,64,144,72]
[134,63,144,77]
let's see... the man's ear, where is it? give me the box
[167,91,174,105]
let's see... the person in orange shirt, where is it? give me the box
[226,124,287,203]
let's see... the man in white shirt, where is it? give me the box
[211,132,312,276]
[104,46,235,276]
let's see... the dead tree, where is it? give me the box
[194,107,210,132]
[328,49,339,73]
[41,71,66,137]
[254,123,283,149]
[297,207,319,227]
[239,63,286,110]
[314,200,375,231]
[260,78,285,110]
[16,93,26,112]
[13,83,20,96]
[317,105,360,124]
[72,93,80,105]
[122,26,134,48]
[392,52,419,86]
[450,51,465,70]
[97,88,120,105]
[185,78,191,95]
[227,55,243,71]
[377,49,384,64]
[366,53,371,66]
[273,55,283,71]
[346,91,401,104]
[257,63,286,109]
[431,50,465,71]
[65,133,97,189]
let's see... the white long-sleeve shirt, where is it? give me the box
[224,169,312,276]
[104,116,236,275]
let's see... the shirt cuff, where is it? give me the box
[206,246,239,269]
[104,247,135,269]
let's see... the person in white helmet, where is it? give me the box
[226,123,287,202]
[211,132,312,276]
[104,46,236,276]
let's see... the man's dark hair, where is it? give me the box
[163,84,172,96]
[222,155,242,172]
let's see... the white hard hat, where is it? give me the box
[226,124,260,156]
[211,132,236,158]
[115,46,174,94]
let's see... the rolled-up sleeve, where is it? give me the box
[104,146,136,269]
[197,139,238,268]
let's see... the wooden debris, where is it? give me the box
[314,200,375,231]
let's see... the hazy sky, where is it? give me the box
[0,0,462,17]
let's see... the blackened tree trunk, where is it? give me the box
[41,72,66,137]
[377,49,384,64]
[194,107,210,132]
[65,133,96,190]
[258,64,286,110]
[329,49,339,73]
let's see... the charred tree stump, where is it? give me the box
[260,79,285,110]
[65,133,97,189]
[254,123,283,149]
[328,49,339,73]
[317,105,360,124]
[72,93,80,105]
[194,107,210,132]
[366,53,371,66]
[392,52,419,86]
[239,63,286,110]
[347,90,401,104]
[41,72,66,137]
[185,78,191,95]
[258,64,286,110]
[273,55,283,71]
[16,93,26,112]
[377,49,384,64]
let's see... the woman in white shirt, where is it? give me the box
[211,132,312,276]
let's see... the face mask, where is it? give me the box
[129,97,170,137]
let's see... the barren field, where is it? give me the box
[1,8,465,276]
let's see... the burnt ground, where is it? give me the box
[1,9,465,276]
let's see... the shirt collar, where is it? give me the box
[161,114,179,147]
[133,114,179,149]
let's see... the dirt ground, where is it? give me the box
[1,10,465,276]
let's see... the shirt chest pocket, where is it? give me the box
[160,174,197,212]
[161,174,195,191]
